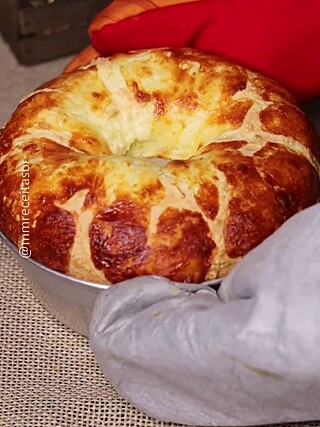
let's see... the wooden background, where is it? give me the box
[0,0,111,65]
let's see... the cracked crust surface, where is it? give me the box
[1,48,319,284]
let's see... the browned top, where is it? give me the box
[0,48,319,284]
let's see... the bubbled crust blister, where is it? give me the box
[0,48,319,284]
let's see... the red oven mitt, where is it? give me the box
[64,0,196,72]
[65,0,320,104]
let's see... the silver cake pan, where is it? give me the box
[0,232,109,336]
[0,232,221,337]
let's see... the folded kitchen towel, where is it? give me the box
[90,202,320,425]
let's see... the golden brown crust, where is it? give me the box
[260,102,320,158]
[0,48,319,284]
[152,208,216,283]
[30,206,76,272]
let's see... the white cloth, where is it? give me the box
[90,203,320,426]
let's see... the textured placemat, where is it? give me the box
[1,240,320,427]
[0,240,186,427]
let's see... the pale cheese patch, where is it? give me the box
[96,61,154,155]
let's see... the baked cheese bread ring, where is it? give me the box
[1,48,319,284]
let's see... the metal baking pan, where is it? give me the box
[0,231,221,336]
[0,232,108,336]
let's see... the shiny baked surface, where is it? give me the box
[1,48,319,284]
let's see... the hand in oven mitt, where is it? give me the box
[64,0,320,104]
[63,0,197,72]
[90,203,320,426]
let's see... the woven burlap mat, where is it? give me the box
[1,240,319,427]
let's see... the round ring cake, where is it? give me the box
[0,48,319,284]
